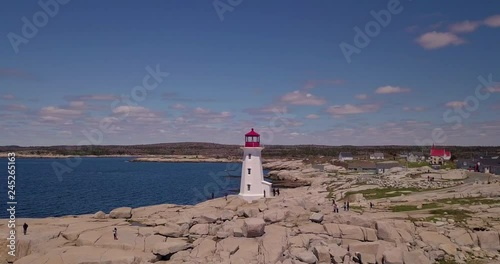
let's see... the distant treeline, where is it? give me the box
[1,143,498,160]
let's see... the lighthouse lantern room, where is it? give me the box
[239,128,272,202]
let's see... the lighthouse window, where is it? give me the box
[248,168,251,174]
[247,184,251,191]
[248,154,251,159]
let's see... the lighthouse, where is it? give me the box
[239,128,272,202]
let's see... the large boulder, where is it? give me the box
[189,224,209,236]
[313,245,330,263]
[299,223,327,235]
[449,229,475,247]
[190,238,216,258]
[419,231,453,247]
[156,223,182,238]
[93,211,106,219]
[220,210,236,221]
[475,231,500,250]
[324,223,341,238]
[383,248,403,264]
[292,249,318,264]
[263,209,288,223]
[242,218,266,238]
[309,213,324,223]
[109,207,132,219]
[153,238,192,256]
[339,224,364,241]
[403,250,431,264]
[261,225,287,263]
[376,221,401,243]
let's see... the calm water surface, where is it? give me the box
[0,158,265,218]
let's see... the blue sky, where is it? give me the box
[1,0,499,146]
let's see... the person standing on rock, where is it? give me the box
[347,201,350,211]
[272,188,276,196]
[333,204,339,213]
[343,201,347,211]
[113,228,118,240]
[225,193,228,200]
[23,223,28,235]
[211,192,215,199]
[276,188,280,196]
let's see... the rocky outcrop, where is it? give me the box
[109,207,132,219]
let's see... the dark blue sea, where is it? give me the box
[0,158,265,218]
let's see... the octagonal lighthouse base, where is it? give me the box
[239,181,273,202]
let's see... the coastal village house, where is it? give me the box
[370,152,384,160]
[407,152,425,162]
[239,128,272,201]
[457,156,500,175]
[347,161,376,173]
[376,162,401,174]
[429,145,451,165]
[338,152,353,162]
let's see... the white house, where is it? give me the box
[239,128,272,202]
[370,152,384,160]
[338,152,353,162]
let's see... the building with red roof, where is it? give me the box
[430,144,451,161]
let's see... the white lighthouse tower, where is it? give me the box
[239,128,272,202]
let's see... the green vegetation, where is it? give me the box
[390,203,441,212]
[344,187,421,200]
[427,209,472,222]
[441,162,457,170]
[406,161,429,168]
[436,197,500,205]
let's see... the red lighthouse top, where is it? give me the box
[245,128,260,147]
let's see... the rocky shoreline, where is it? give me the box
[130,156,236,163]
[2,159,500,264]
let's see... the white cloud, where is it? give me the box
[112,106,151,115]
[193,107,211,115]
[327,104,379,115]
[449,20,480,33]
[486,86,500,93]
[40,106,82,116]
[280,90,326,106]
[2,94,15,100]
[306,114,320,119]
[416,31,465,49]
[484,14,500,27]
[403,106,426,112]
[355,94,368,100]
[3,104,27,111]
[375,86,411,94]
[171,103,186,110]
[446,101,466,108]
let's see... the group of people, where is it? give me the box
[332,200,349,213]
[332,200,375,213]
[272,188,280,196]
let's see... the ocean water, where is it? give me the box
[0,157,263,218]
